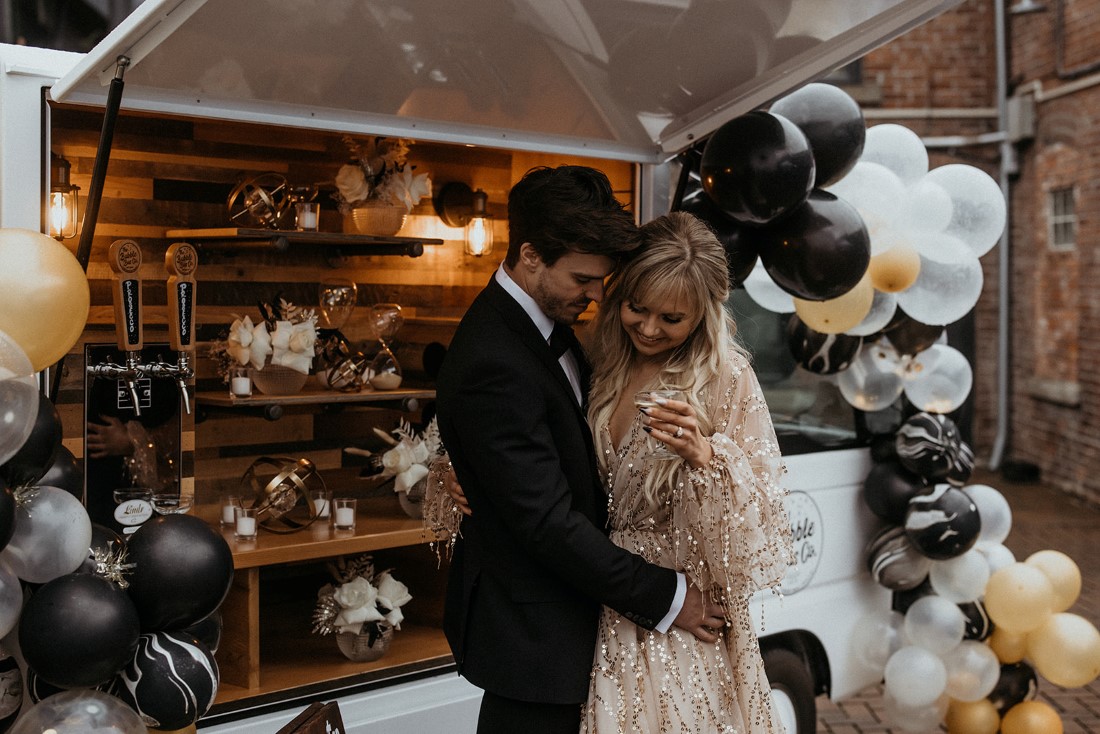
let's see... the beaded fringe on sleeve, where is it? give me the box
[424,455,462,561]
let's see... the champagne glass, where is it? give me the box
[318,279,358,330]
[633,390,684,460]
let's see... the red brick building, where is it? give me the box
[857,0,1100,503]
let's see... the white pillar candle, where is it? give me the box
[231,375,252,397]
[236,515,256,536]
[222,504,237,524]
[335,506,355,529]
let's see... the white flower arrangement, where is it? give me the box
[210,297,319,380]
[333,135,432,214]
[373,417,442,495]
[312,555,412,637]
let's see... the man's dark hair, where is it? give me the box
[504,165,641,268]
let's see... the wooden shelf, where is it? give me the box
[195,386,434,420]
[165,227,442,258]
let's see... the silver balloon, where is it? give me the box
[845,290,897,337]
[924,163,1006,257]
[964,483,1013,547]
[903,344,973,414]
[896,252,983,327]
[929,550,990,604]
[10,689,146,734]
[860,123,930,185]
[742,259,794,313]
[904,594,966,656]
[0,329,38,467]
[836,339,904,411]
[884,645,947,709]
[0,486,92,584]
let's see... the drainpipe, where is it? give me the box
[987,0,1013,470]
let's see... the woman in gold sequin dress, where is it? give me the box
[581,212,796,733]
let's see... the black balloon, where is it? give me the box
[678,187,759,287]
[0,391,61,488]
[78,523,126,575]
[786,315,862,374]
[0,477,13,552]
[866,525,931,591]
[116,630,219,730]
[988,662,1039,716]
[126,514,234,631]
[185,609,224,655]
[960,600,993,641]
[881,309,944,357]
[701,111,816,225]
[863,460,928,525]
[770,82,866,187]
[904,484,981,560]
[895,412,967,482]
[37,445,83,499]
[869,435,899,463]
[24,666,119,703]
[19,573,141,688]
[756,191,871,301]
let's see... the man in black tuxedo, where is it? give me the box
[435,166,724,733]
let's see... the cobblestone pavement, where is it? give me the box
[815,470,1100,733]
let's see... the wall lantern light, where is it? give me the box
[49,153,80,240]
[434,182,494,257]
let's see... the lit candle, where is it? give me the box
[236,515,256,536]
[231,375,251,397]
[335,506,355,528]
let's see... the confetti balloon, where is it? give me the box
[867,525,932,591]
[837,339,904,411]
[904,484,981,560]
[116,631,219,730]
[903,344,974,415]
[9,690,145,734]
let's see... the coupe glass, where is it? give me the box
[318,279,358,330]
[633,390,684,460]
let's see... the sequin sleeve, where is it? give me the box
[672,350,796,599]
[423,454,462,560]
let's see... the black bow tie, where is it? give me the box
[549,323,578,359]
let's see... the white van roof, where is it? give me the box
[51,0,960,163]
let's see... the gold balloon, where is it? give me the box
[989,627,1028,664]
[945,698,1000,734]
[868,243,921,293]
[1000,701,1063,734]
[983,562,1054,634]
[793,275,874,334]
[1025,550,1081,612]
[1026,612,1100,688]
[0,228,90,371]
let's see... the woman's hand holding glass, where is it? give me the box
[638,392,714,469]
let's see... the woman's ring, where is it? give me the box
[674,426,684,439]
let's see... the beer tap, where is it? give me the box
[161,242,198,414]
[89,239,145,416]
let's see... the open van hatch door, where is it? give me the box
[51,0,960,163]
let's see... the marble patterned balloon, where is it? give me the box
[116,630,218,730]
[960,599,993,641]
[895,412,972,483]
[904,484,981,560]
[867,525,932,591]
[786,315,863,374]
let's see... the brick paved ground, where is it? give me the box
[815,470,1100,733]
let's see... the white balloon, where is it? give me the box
[882,691,949,733]
[903,344,974,414]
[902,177,953,233]
[884,645,948,708]
[0,329,38,467]
[904,594,966,655]
[826,161,907,237]
[942,640,1001,702]
[924,163,1006,257]
[742,259,794,313]
[964,484,1013,547]
[837,339,904,411]
[896,253,983,326]
[845,289,897,336]
[0,486,92,584]
[977,542,1017,574]
[852,609,907,674]
[929,550,990,603]
[861,124,930,185]
[911,231,970,264]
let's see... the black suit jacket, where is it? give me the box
[436,275,677,704]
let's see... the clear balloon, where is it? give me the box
[929,550,990,604]
[884,645,947,708]
[845,289,897,337]
[9,689,146,734]
[1024,550,1081,613]
[742,259,795,313]
[1026,612,1100,688]
[793,275,874,334]
[0,559,20,639]
[882,690,948,733]
[984,563,1054,634]
[943,640,1001,701]
[0,485,92,584]
[964,484,1013,547]
[903,344,974,414]
[837,339,904,411]
[860,123,930,185]
[924,164,1007,258]
[904,594,966,655]
[902,177,953,234]
[945,698,1000,734]
[896,252,984,327]
[851,609,907,674]
[0,329,38,467]
[0,229,91,372]
[867,243,920,292]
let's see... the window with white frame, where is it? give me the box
[1048,187,1076,252]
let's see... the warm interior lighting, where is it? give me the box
[49,153,80,240]
[434,182,494,257]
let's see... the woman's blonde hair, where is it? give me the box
[587,211,742,506]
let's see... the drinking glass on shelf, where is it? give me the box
[318,279,358,331]
[221,494,241,526]
[152,492,194,515]
[234,506,258,540]
[633,390,684,461]
[334,498,357,531]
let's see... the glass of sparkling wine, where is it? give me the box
[633,390,683,460]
